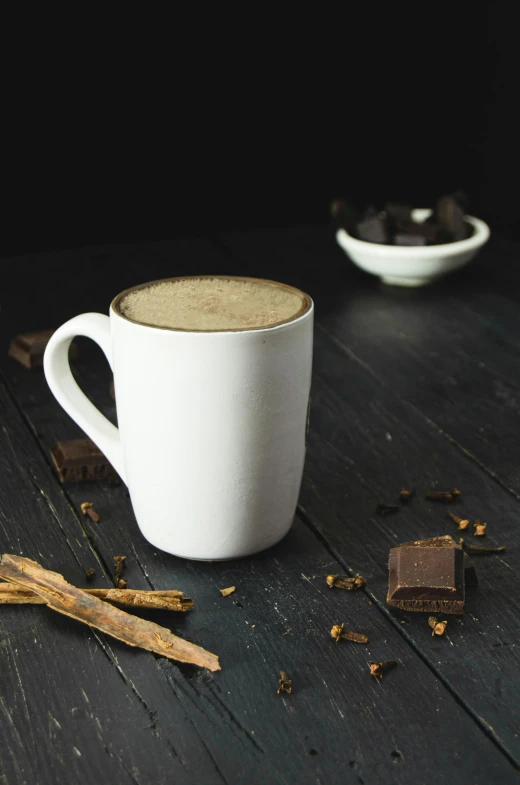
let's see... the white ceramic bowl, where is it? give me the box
[335,208,490,287]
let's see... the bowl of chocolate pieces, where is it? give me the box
[332,193,490,287]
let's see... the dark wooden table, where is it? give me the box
[1,227,519,785]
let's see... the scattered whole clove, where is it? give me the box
[428,616,448,636]
[474,520,487,537]
[330,623,345,642]
[85,568,96,582]
[80,502,100,524]
[114,555,126,588]
[448,513,470,530]
[326,574,366,590]
[277,670,292,695]
[330,624,369,644]
[219,586,236,597]
[426,489,461,503]
[376,501,400,515]
[399,488,415,502]
[460,538,505,555]
[369,660,397,679]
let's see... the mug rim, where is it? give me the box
[111,275,313,334]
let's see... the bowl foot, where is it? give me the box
[380,275,438,288]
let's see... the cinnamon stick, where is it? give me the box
[0,555,219,671]
[0,582,194,611]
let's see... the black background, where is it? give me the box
[2,7,518,257]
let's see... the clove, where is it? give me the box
[426,488,461,503]
[376,501,400,515]
[448,513,470,530]
[428,616,447,636]
[369,660,397,679]
[80,502,100,524]
[326,574,366,590]
[474,520,487,537]
[277,671,292,694]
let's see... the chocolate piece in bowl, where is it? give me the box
[436,194,471,241]
[330,198,360,234]
[384,202,413,224]
[357,215,389,244]
[387,542,465,614]
[394,233,428,246]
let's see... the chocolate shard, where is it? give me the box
[8,330,78,369]
[387,543,465,614]
[464,553,478,587]
[396,219,440,243]
[435,195,471,241]
[357,216,389,244]
[51,439,119,483]
[384,202,413,223]
[330,198,360,234]
[394,233,427,246]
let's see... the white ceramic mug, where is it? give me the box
[44,276,314,560]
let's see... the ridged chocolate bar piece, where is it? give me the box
[387,543,465,614]
[9,330,55,368]
[9,330,78,369]
[51,439,118,483]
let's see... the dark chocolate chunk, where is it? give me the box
[394,233,427,246]
[387,544,465,614]
[51,439,118,483]
[9,330,78,369]
[330,199,360,234]
[397,535,477,586]
[399,535,457,548]
[436,195,470,241]
[357,216,389,244]
[453,189,470,212]
[396,219,440,243]
[463,553,478,586]
[384,202,413,223]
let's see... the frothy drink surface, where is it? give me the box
[119,278,306,331]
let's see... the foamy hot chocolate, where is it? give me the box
[117,277,307,331]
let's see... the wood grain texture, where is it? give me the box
[0,236,519,783]
[0,378,227,785]
[219,227,520,761]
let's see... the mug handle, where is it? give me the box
[44,313,126,484]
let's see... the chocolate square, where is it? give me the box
[388,544,465,614]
